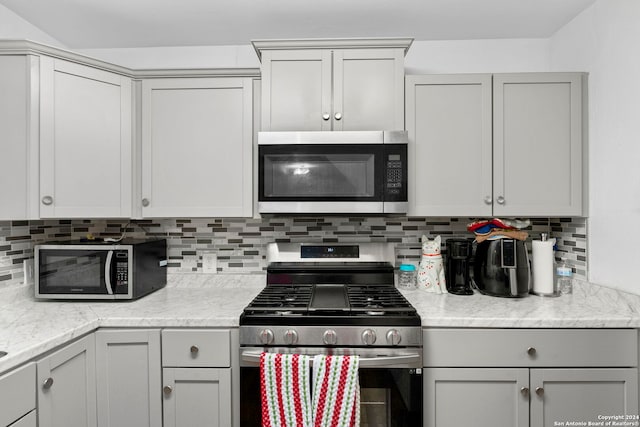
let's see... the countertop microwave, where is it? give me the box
[35,239,167,300]
[258,131,408,214]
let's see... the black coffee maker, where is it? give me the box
[446,239,474,295]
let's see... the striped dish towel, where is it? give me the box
[261,352,313,427]
[312,355,360,427]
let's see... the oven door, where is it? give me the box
[240,348,422,426]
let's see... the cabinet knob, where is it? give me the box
[43,377,54,389]
[496,196,505,205]
[164,385,173,395]
[41,196,54,206]
[527,347,537,356]
[484,196,492,205]
[334,112,342,121]
[190,345,199,354]
[322,113,331,121]
[520,387,529,396]
[535,387,544,396]
[142,198,150,207]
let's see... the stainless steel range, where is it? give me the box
[239,242,422,426]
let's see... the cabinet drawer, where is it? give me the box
[423,329,637,367]
[0,363,36,426]
[162,329,230,367]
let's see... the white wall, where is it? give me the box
[550,0,640,293]
[0,4,65,47]
[77,38,550,71]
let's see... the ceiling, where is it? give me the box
[0,0,597,49]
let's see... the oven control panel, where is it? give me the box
[301,245,359,259]
[240,326,422,348]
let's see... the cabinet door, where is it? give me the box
[37,334,97,427]
[162,368,232,427]
[0,363,35,427]
[0,55,39,220]
[261,49,332,131]
[141,78,253,217]
[333,48,405,131]
[406,74,492,216]
[8,411,36,427]
[530,368,638,427]
[95,329,161,427]
[493,73,584,216]
[424,368,529,427]
[39,57,132,218]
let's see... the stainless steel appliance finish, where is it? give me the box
[239,242,422,426]
[257,131,408,214]
[35,239,167,300]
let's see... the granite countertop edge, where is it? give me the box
[1,274,640,375]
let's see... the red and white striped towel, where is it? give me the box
[312,355,360,427]
[261,352,313,427]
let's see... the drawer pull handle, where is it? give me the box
[190,345,199,354]
[520,387,529,396]
[41,196,54,206]
[535,387,544,396]
[164,385,173,395]
[527,347,536,356]
[43,377,54,389]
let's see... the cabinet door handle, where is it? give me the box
[190,345,199,354]
[535,387,544,396]
[164,385,173,395]
[43,377,54,389]
[41,196,54,206]
[527,347,537,356]
[322,113,331,121]
[496,196,505,205]
[520,387,529,396]
[484,196,492,205]
[334,112,343,121]
[141,198,150,207]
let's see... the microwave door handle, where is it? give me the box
[240,351,419,368]
[105,250,114,295]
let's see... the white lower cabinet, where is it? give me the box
[423,329,639,427]
[162,368,232,427]
[0,363,36,427]
[37,334,97,427]
[95,329,161,427]
[161,329,234,427]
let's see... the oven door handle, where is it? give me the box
[241,351,420,368]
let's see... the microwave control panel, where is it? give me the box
[114,251,129,291]
[384,147,407,201]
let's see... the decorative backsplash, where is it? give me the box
[0,217,587,287]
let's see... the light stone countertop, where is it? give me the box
[2,274,640,375]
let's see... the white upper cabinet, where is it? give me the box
[0,55,39,220]
[256,38,411,131]
[39,57,132,218]
[141,77,254,217]
[406,72,586,217]
[406,74,493,217]
[493,73,585,217]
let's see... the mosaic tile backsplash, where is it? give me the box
[0,217,587,287]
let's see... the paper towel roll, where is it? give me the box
[532,239,556,294]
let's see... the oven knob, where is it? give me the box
[259,329,274,345]
[323,329,338,345]
[283,329,299,345]
[386,329,402,346]
[361,329,377,346]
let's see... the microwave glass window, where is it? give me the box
[39,251,105,289]
[264,153,375,197]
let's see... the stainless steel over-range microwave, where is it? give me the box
[258,131,408,214]
[35,239,167,300]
